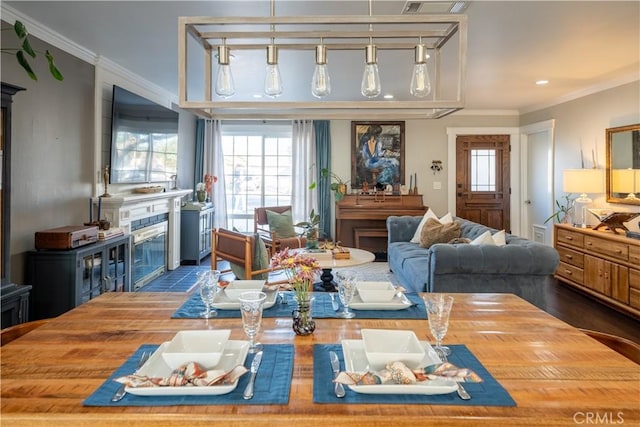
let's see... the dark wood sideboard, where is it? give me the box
[335,194,426,256]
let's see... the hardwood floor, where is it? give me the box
[546,278,640,344]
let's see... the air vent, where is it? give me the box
[404,2,423,13]
[402,1,468,14]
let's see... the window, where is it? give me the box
[222,123,293,231]
[470,149,496,191]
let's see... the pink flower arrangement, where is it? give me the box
[271,247,321,301]
[204,174,218,194]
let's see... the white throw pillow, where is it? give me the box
[470,230,495,245]
[439,213,453,224]
[410,209,437,243]
[492,230,506,246]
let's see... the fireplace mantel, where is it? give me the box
[95,189,192,270]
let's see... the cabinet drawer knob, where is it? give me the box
[566,236,573,241]
[565,255,573,260]
[565,270,572,275]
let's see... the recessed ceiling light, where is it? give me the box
[536,80,549,85]
[252,94,263,98]
[383,94,395,99]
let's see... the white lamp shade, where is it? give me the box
[636,170,640,193]
[612,169,636,193]
[563,169,605,194]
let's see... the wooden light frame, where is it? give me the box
[178,14,467,120]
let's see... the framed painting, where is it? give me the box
[351,121,405,189]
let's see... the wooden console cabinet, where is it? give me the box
[335,194,426,255]
[554,223,640,319]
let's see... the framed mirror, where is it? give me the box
[606,123,640,206]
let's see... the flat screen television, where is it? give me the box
[109,85,179,184]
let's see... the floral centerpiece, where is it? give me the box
[271,248,321,335]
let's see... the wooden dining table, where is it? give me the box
[1,291,639,426]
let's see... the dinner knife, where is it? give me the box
[243,350,263,400]
[329,351,346,398]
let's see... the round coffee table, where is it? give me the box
[311,247,375,292]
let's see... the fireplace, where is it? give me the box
[132,221,167,291]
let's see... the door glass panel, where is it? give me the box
[471,149,496,191]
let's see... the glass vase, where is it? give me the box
[292,295,315,336]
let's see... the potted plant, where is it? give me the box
[295,209,321,249]
[544,194,576,224]
[309,168,349,201]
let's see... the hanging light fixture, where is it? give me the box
[215,39,235,98]
[264,42,283,97]
[311,42,331,98]
[410,41,431,97]
[361,40,381,98]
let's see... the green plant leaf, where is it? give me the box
[21,38,36,58]
[13,20,27,39]
[16,51,37,81]
[308,182,317,190]
[45,50,64,80]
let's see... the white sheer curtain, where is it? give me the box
[203,119,228,229]
[291,120,316,224]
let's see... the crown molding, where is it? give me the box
[1,4,176,104]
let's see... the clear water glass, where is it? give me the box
[198,270,220,318]
[422,294,454,358]
[238,291,267,353]
[336,270,357,319]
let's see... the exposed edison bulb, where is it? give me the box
[215,65,235,98]
[215,44,235,98]
[264,45,283,98]
[311,45,331,98]
[410,44,431,97]
[361,44,381,98]
[410,63,431,97]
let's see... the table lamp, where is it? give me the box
[612,169,638,200]
[562,169,605,228]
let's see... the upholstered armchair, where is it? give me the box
[253,206,306,257]
[212,228,271,280]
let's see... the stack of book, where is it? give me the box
[98,227,125,240]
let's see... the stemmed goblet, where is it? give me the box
[422,294,454,359]
[198,269,220,319]
[238,291,267,353]
[336,270,357,319]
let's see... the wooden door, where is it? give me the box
[456,135,510,231]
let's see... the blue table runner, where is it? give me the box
[313,344,516,406]
[83,344,293,406]
[172,291,426,320]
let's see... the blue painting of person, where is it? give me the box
[360,124,399,185]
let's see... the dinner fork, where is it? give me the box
[111,351,150,402]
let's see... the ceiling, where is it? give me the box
[3,1,639,115]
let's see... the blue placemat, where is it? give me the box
[172,291,425,319]
[313,344,516,406]
[84,343,293,406]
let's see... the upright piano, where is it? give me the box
[335,193,427,257]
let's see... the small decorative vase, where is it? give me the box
[196,190,206,203]
[292,295,315,336]
[305,227,319,249]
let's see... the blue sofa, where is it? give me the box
[386,216,559,309]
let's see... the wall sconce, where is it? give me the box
[431,160,443,174]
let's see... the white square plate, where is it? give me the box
[125,340,250,396]
[348,292,412,311]
[340,339,457,395]
[211,289,278,310]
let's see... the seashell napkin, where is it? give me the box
[334,361,482,386]
[115,362,248,388]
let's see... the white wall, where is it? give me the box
[521,81,640,231]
